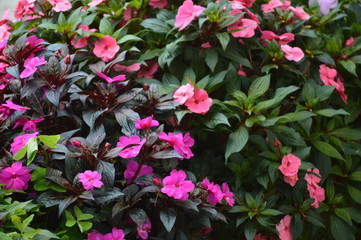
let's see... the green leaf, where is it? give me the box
[13,144,28,160]
[339,60,357,76]
[347,185,361,204]
[160,208,177,232]
[330,216,355,240]
[117,35,143,44]
[38,135,60,149]
[248,75,270,102]
[0,232,12,240]
[277,111,315,123]
[204,49,218,72]
[141,18,171,33]
[225,126,249,161]
[65,210,76,227]
[78,221,92,233]
[329,128,361,140]
[315,109,349,117]
[260,209,283,216]
[254,86,299,112]
[216,32,230,50]
[313,141,344,161]
[99,18,113,35]
[335,208,352,225]
[204,113,231,129]
[349,171,361,182]
[26,137,38,165]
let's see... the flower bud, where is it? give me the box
[152,177,162,186]
[63,54,71,64]
[143,84,149,90]
[71,139,82,148]
[274,138,281,148]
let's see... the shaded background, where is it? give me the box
[0,1,18,18]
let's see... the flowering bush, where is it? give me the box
[1,0,361,239]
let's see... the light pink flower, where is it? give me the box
[48,0,72,12]
[202,178,224,205]
[93,35,120,62]
[88,0,106,7]
[261,0,283,13]
[175,0,204,31]
[158,132,195,159]
[137,219,152,239]
[227,10,258,38]
[10,132,39,155]
[231,0,255,9]
[304,168,321,185]
[345,37,355,47]
[201,42,212,49]
[278,154,301,187]
[221,182,235,206]
[135,116,159,130]
[113,63,141,73]
[97,72,126,83]
[289,6,310,21]
[276,215,293,240]
[124,160,153,184]
[281,45,304,62]
[79,170,104,190]
[137,61,159,79]
[13,118,44,132]
[103,228,125,240]
[261,31,294,45]
[0,162,31,191]
[173,84,194,104]
[116,135,146,158]
[149,0,168,9]
[20,56,47,78]
[185,89,212,114]
[71,25,97,49]
[161,169,195,200]
[305,168,325,208]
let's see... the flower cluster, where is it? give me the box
[173,84,212,114]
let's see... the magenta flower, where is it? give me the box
[184,89,212,114]
[173,84,194,105]
[174,0,204,31]
[161,169,195,200]
[202,178,224,205]
[20,56,47,78]
[48,0,72,12]
[135,116,159,130]
[124,160,153,184]
[93,35,120,62]
[87,231,104,240]
[103,228,125,240]
[97,72,126,83]
[221,183,235,206]
[116,135,146,158]
[278,154,301,187]
[10,132,39,155]
[0,162,31,191]
[79,170,104,190]
[13,118,44,132]
[137,219,152,239]
[276,215,293,240]
[158,132,195,159]
[281,45,304,62]
[0,100,29,121]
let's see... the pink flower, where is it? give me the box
[88,0,106,7]
[254,234,267,240]
[113,63,141,73]
[161,169,195,200]
[201,42,212,49]
[0,100,29,121]
[93,35,120,62]
[335,77,348,104]
[319,64,337,85]
[0,25,10,44]
[20,56,47,78]
[261,0,283,13]
[175,0,204,31]
[149,0,168,9]
[137,219,152,239]
[103,228,125,240]
[0,162,31,191]
[79,170,104,190]
[281,45,304,62]
[124,160,153,184]
[14,0,36,19]
[135,116,159,130]
[261,31,294,45]
[231,0,255,9]
[97,72,126,83]
[276,215,293,240]
[71,25,97,49]
[185,89,212,114]
[10,132,39,155]
[221,182,235,206]
[87,231,103,240]
[116,135,146,158]
[48,0,72,12]
[137,61,159,79]
[13,118,44,132]
[227,10,258,38]
[305,168,325,208]
[345,37,355,47]
[202,178,224,205]
[289,7,310,21]
[278,154,301,187]
[158,132,195,159]
[173,84,194,104]
[238,64,247,77]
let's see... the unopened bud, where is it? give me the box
[105,142,111,148]
[64,54,71,64]
[152,177,162,186]
[201,227,212,235]
[274,138,281,148]
[71,139,82,148]
[143,84,150,90]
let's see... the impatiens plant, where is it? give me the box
[1,0,361,239]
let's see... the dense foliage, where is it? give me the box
[1,0,361,239]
